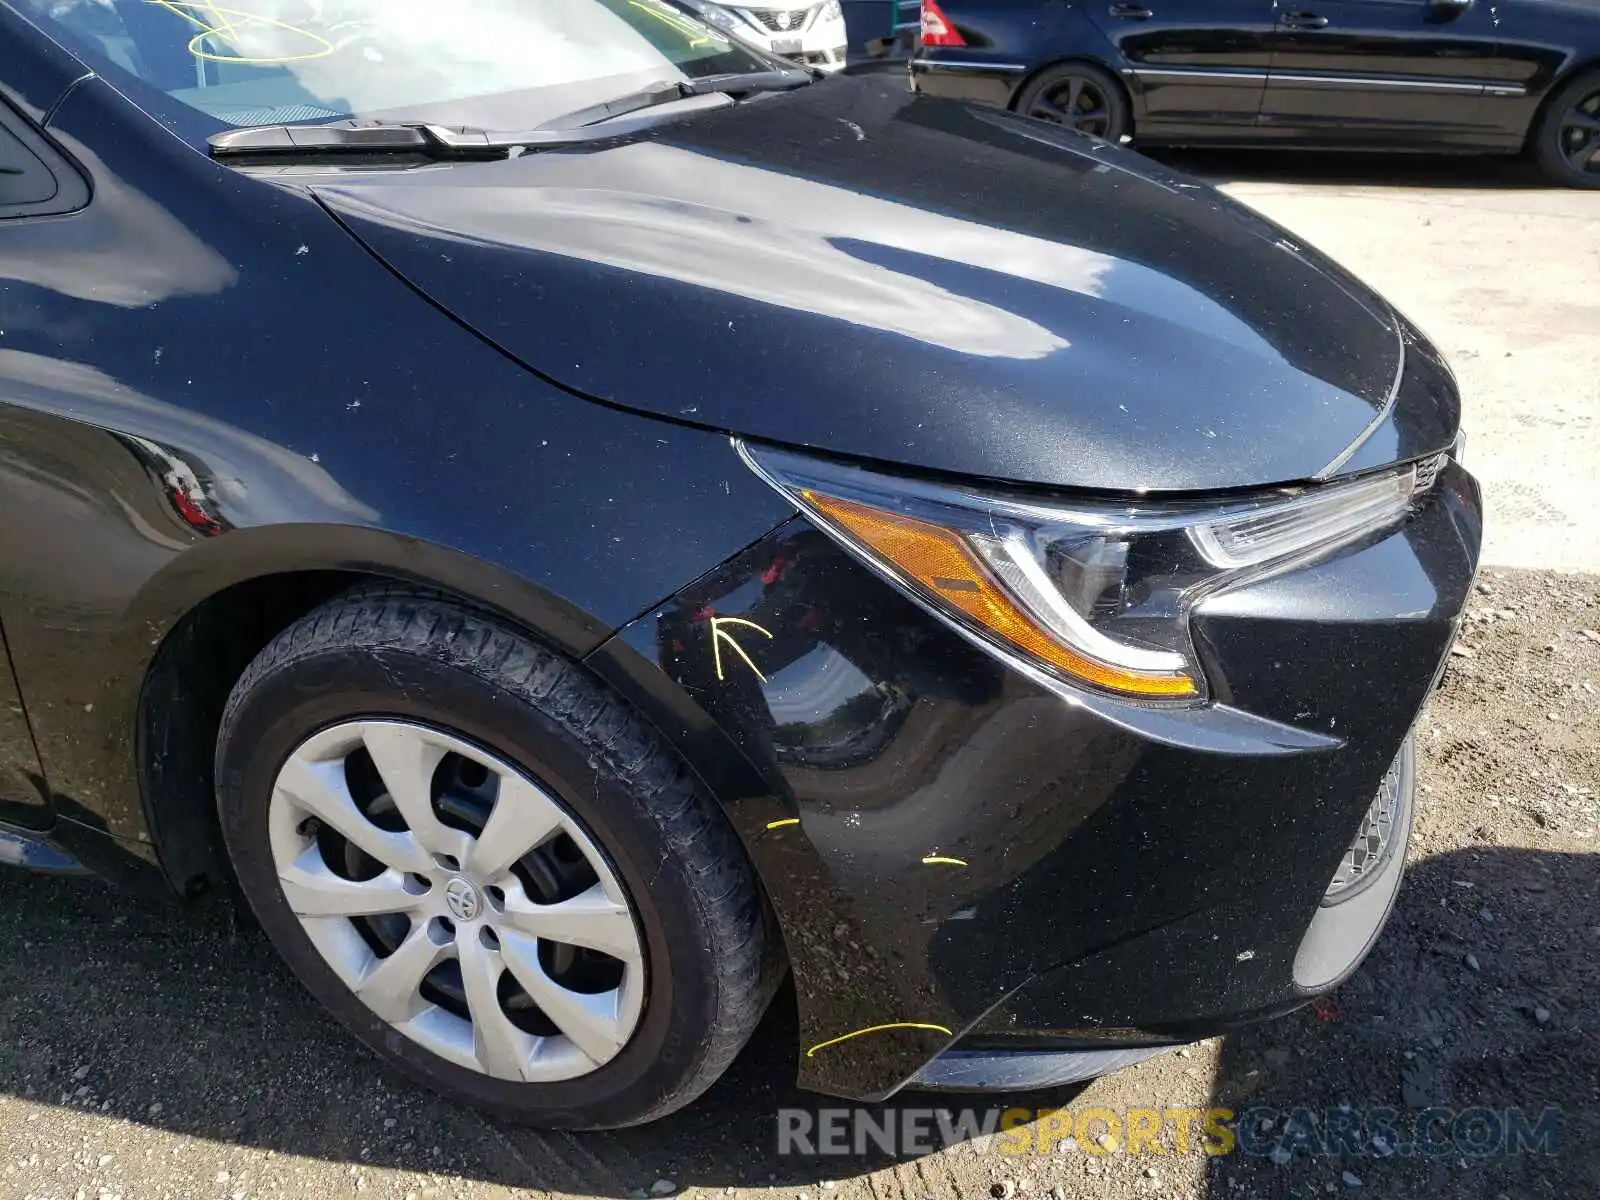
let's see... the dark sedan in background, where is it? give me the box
[914,0,1600,185]
[843,0,923,64]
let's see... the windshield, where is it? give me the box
[24,0,771,129]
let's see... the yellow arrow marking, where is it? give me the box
[710,616,773,683]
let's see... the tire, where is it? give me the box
[214,585,779,1129]
[1014,62,1132,144]
[1532,68,1600,188]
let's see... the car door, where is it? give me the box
[0,119,58,831]
[1472,0,1593,147]
[1260,0,1503,143]
[0,627,49,830]
[1087,0,1278,138]
[0,12,95,832]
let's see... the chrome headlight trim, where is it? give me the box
[738,440,1438,708]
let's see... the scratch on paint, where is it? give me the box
[765,818,800,830]
[806,1022,953,1058]
[921,855,968,867]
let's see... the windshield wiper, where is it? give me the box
[209,68,814,161]
[209,120,572,160]
[536,67,813,130]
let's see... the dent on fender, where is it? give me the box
[599,518,1147,1094]
[595,485,1464,1097]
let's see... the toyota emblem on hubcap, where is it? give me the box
[444,877,482,921]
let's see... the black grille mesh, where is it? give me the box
[746,6,814,31]
[1324,751,1405,900]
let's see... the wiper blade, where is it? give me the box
[208,68,812,160]
[208,120,574,160]
[536,67,814,131]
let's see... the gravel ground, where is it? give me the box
[1,155,1597,1200]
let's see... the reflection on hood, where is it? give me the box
[394,185,1066,359]
[326,141,1303,364]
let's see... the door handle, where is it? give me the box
[1281,10,1330,27]
[1108,3,1153,18]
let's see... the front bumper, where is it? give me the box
[910,1045,1178,1093]
[773,40,848,72]
[924,736,1417,1092]
[591,459,1481,1101]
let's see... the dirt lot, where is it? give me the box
[1,154,1597,1200]
[1193,150,1600,577]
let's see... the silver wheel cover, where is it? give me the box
[267,720,646,1082]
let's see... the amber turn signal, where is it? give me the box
[802,491,1199,699]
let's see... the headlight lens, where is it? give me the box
[674,0,742,36]
[740,444,1442,704]
[1187,469,1416,570]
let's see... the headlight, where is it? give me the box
[673,0,743,36]
[739,443,1442,705]
[818,0,843,21]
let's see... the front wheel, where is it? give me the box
[215,587,779,1128]
[1014,62,1131,144]
[1533,69,1600,188]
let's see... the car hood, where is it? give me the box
[314,77,1455,492]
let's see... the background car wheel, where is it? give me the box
[1533,68,1600,188]
[215,586,780,1128]
[1014,62,1131,143]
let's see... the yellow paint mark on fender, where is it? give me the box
[710,616,773,683]
[765,818,800,830]
[921,855,968,867]
[806,1022,954,1058]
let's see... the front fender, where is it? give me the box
[0,76,794,851]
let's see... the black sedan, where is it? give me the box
[914,0,1600,185]
[2,0,1478,1129]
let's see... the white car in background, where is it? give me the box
[675,0,847,72]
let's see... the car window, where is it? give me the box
[0,100,89,218]
[18,0,767,128]
[0,124,57,207]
